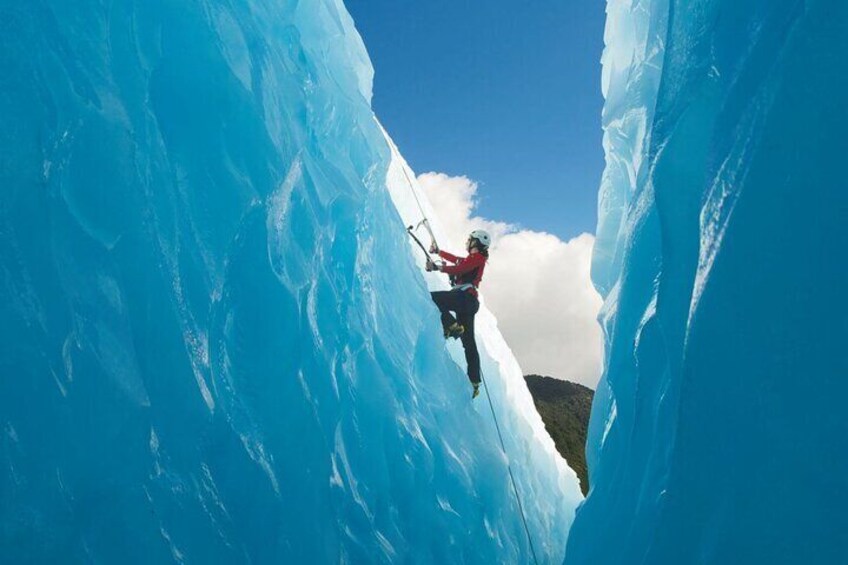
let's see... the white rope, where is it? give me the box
[390,141,537,560]
[480,370,541,565]
[391,142,430,223]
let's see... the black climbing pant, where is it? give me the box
[430,289,481,384]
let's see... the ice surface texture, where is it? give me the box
[0,1,580,562]
[566,0,848,563]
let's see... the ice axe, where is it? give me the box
[406,225,433,258]
[407,224,445,271]
[408,219,439,252]
[417,218,438,249]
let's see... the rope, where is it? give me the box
[390,142,535,558]
[392,143,429,223]
[391,142,441,257]
[480,370,540,565]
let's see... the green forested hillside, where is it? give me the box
[525,375,594,495]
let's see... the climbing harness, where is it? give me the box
[480,370,541,565]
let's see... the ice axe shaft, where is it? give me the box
[420,219,438,249]
[406,226,433,259]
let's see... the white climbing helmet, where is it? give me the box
[468,229,491,249]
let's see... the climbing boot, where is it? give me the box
[444,322,465,340]
[472,383,480,399]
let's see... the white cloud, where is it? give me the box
[417,172,604,388]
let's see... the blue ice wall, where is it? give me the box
[567,0,848,563]
[0,1,579,562]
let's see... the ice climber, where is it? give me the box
[426,229,491,399]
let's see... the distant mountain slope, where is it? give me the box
[524,375,594,495]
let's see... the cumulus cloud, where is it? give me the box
[417,172,604,388]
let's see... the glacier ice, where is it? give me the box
[0,0,582,562]
[567,0,848,563]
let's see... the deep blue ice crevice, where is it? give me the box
[0,1,581,562]
[566,1,848,563]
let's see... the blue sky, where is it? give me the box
[346,0,607,240]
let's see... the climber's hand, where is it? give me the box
[429,242,439,254]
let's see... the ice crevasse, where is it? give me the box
[567,0,848,563]
[0,0,583,563]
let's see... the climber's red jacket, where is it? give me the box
[438,250,487,297]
